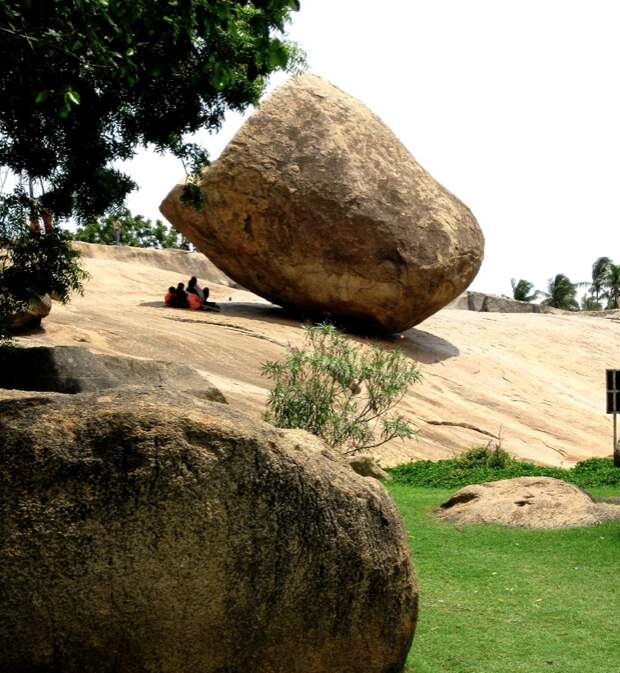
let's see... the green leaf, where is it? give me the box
[65,89,80,106]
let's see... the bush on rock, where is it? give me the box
[262,324,421,454]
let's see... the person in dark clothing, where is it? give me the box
[187,275,221,311]
[187,276,209,301]
[175,282,189,308]
[187,276,201,298]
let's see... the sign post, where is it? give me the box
[606,369,620,467]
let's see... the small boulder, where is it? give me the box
[161,73,484,333]
[0,389,417,673]
[435,476,620,528]
[348,454,392,481]
[10,294,52,332]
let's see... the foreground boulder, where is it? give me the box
[0,388,417,673]
[435,477,620,528]
[161,73,484,333]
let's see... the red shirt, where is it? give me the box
[187,292,202,310]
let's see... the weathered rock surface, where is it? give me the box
[10,294,52,332]
[72,241,240,288]
[19,241,620,467]
[435,477,620,528]
[0,344,225,402]
[0,388,417,673]
[348,454,392,481]
[447,291,564,314]
[161,73,484,333]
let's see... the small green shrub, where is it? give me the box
[261,324,421,454]
[388,453,620,489]
[459,442,513,469]
[570,457,620,487]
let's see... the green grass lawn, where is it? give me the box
[388,484,620,673]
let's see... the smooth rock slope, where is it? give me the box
[19,242,618,467]
[0,388,417,673]
[161,73,484,333]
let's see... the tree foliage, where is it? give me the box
[73,210,184,249]
[580,257,620,311]
[0,189,87,340]
[580,294,603,311]
[591,256,612,301]
[600,262,620,310]
[261,324,421,454]
[510,278,539,303]
[0,0,302,337]
[0,0,303,218]
[540,273,579,311]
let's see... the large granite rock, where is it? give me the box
[161,74,484,333]
[0,344,225,402]
[0,388,417,673]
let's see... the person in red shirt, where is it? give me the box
[187,291,202,310]
[164,287,176,306]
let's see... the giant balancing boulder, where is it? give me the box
[0,388,417,673]
[161,73,484,333]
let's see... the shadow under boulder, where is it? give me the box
[0,344,225,402]
[0,388,417,673]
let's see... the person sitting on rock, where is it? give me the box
[187,276,208,302]
[164,286,176,307]
[187,290,203,310]
[187,276,221,311]
[175,282,189,309]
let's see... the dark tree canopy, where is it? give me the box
[510,278,539,303]
[0,0,301,339]
[541,273,579,311]
[0,0,302,219]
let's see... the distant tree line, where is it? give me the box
[511,256,620,311]
[72,210,191,250]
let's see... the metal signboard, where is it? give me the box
[606,369,620,413]
[606,370,620,466]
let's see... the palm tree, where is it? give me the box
[510,278,539,303]
[591,256,613,302]
[580,294,603,311]
[540,274,579,311]
[601,263,620,309]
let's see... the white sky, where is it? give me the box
[121,0,620,296]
